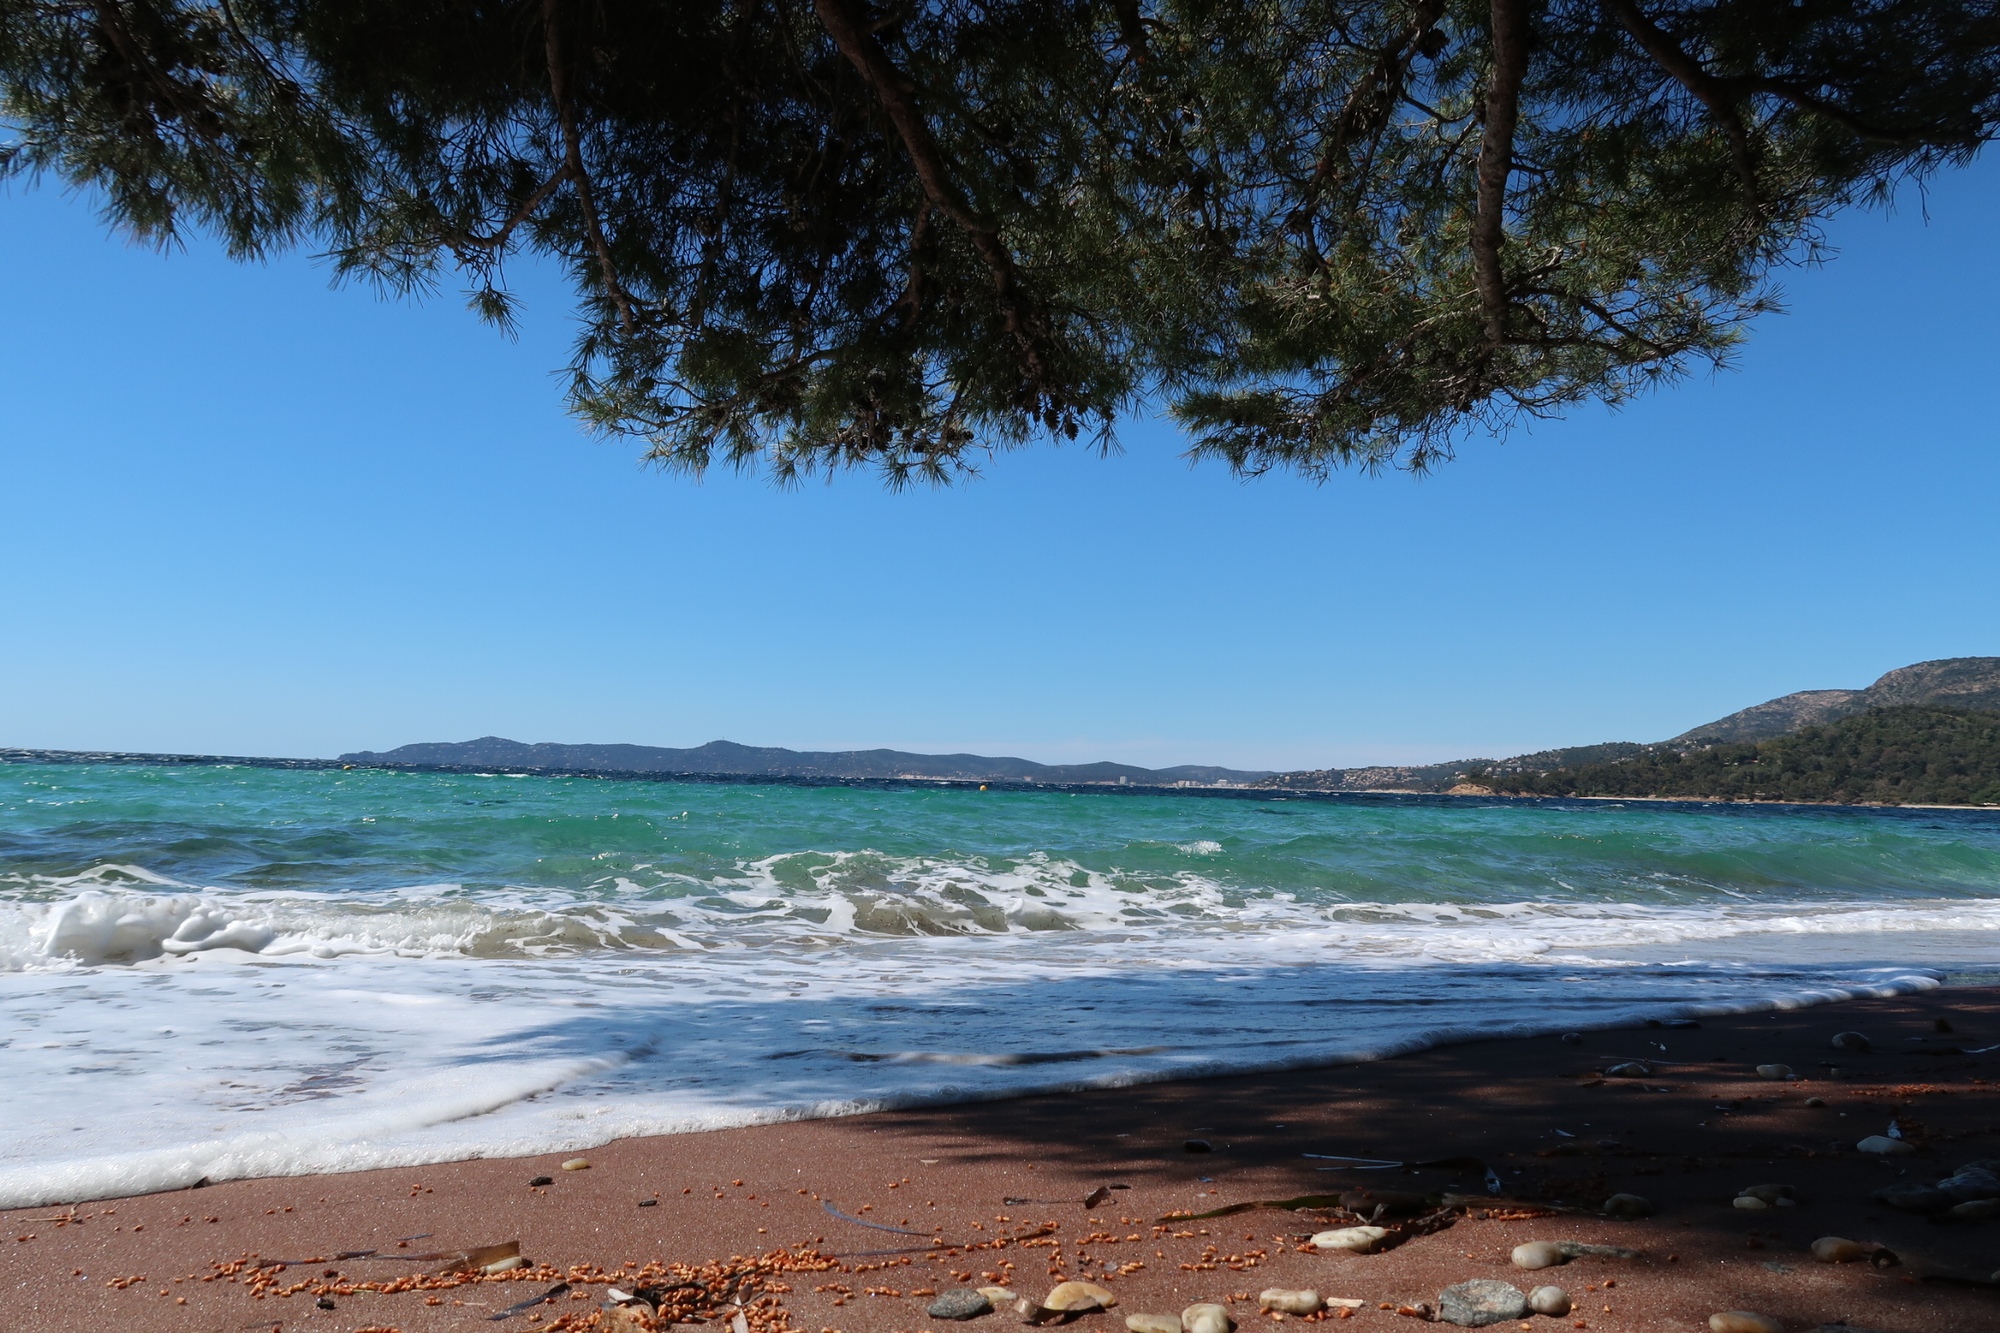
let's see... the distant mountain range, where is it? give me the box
[1253,657,2000,794]
[1484,704,2000,807]
[337,736,1273,788]
[1666,656,2000,744]
[12,658,1995,801]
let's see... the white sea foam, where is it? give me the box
[0,878,1964,1209]
[7,869,2000,971]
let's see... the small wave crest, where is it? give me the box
[7,859,2000,972]
[0,885,705,970]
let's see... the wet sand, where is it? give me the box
[4,986,1996,1333]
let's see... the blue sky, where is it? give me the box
[1,158,1995,772]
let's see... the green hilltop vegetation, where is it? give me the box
[1476,706,2000,807]
[1258,658,2000,807]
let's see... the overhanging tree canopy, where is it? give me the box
[4,1,1995,481]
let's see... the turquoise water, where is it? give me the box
[1,763,1995,1207]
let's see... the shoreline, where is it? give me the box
[5,986,1998,1333]
[0,964,1950,1214]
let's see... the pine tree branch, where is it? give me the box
[89,1,216,144]
[1600,0,1760,205]
[1738,74,1975,148]
[1473,0,1530,350]
[1309,0,1443,196]
[452,165,572,252]
[1603,0,1976,157]
[811,0,1047,398]
[542,0,635,334]
[1109,0,1151,66]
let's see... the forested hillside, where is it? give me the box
[1482,707,2000,806]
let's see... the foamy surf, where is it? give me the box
[7,883,2000,971]
[0,940,1943,1209]
[0,762,1994,1207]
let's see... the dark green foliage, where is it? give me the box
[1485,706,2000,805]
[4,2,1997,481]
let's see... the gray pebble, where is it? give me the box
[1436,1280,1528,1328]
[1830,1031,1871,1053]
[929,1290,995,1320]
[1601,1192,1654,1218]
[1937,1167,2000,1201]
[1557,1242,1641,1260]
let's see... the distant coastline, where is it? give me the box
[8,655,1998,808]
[1256,656,2000,808]
[337,735,1272,788]
[6,746,2000,821]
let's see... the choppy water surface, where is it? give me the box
[2,763,1995,1207]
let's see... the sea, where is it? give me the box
[3,762,1997,1209]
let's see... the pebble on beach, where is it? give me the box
[1126,1315,1182,1333]
[1708,1314,1784,1333]
[1600,1193,1654,1218]
[1811,1237,1866,1264]
[1736,1183,1795,1205]
[1937,1166,2000,1200]
[1732,1195,1769,1210]
[1855,1135,1914,1155]
[1605,1061,1650,1077]
[1310,1226,1391,1253]
[1526,1287,1571,1317]
[561,1157,591,1171]
[980,1288,1020,1305]
[1951,1198,2000,1220]
[1830,1031,1872,1052]
[1258,1289,1324,1315]
[1183,1139,1213,1153]
[1754,1064,1793,1080]
[930,1290,996,1321]
[1871,1183,1952,1214]
[1560,1032,1583,1045]
[1559,1242,1641,1260]
[1436,1279,1529,1328]
[1510,1241,1566,1270]
[1045,1282,1118,1312]
[1182,1302,1233,1333]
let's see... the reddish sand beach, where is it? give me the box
[4,987,1995,1333]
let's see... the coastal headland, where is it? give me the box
[4,986,1994,1333]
